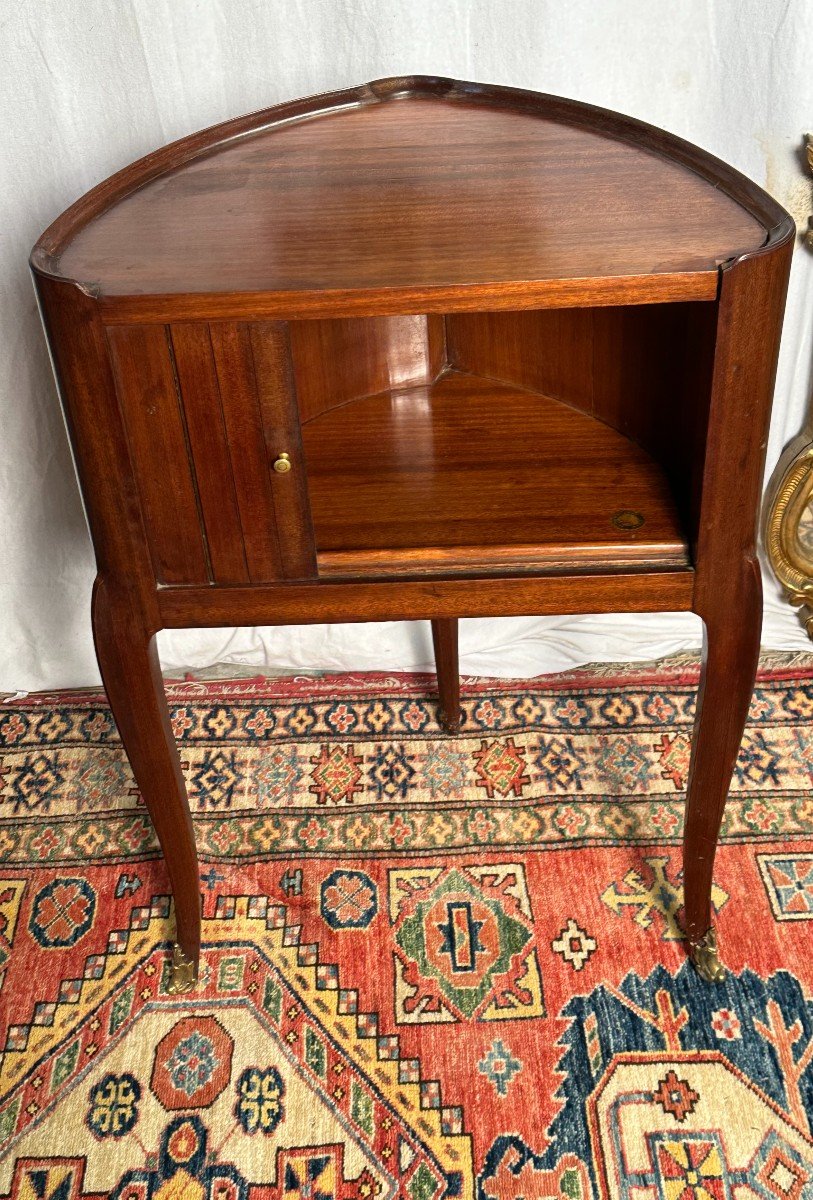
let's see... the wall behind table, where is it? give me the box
[3,0,812,691]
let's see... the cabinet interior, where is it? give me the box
[292,304,717,576]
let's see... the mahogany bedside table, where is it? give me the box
[31,76,793,992]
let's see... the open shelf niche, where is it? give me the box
[292,304,716,577]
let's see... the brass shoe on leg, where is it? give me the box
[168,943,198,994]
[688,927,726,983]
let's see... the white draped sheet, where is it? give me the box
[2,0,812,690]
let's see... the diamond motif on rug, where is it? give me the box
[368,743,415,802]
[308,744,364,805]
[251,744,300,806]
[534,734,587,790]
[472,738,530,798]
[388,863,544,1023]
[758,853,813,920]
[594,732,654,791]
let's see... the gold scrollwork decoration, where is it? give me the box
[763,134,813,633]
[764,441,813,634]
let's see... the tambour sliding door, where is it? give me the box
[105,321,316,587]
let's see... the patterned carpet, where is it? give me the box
[1,660,813,1198]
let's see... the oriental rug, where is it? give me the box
[1,659,813,1199]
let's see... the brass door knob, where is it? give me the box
[273,452,292,474]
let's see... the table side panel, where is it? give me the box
[106,324,211,584]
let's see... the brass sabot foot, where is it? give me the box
[167,943,198,994]
[688,927,726,983]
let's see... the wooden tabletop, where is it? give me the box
[42,80,770,313]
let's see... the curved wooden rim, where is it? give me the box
[31,74,794,281]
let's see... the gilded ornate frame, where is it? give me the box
[763,135,813,633]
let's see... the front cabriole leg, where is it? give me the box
[683,559,761,983]
[92,578,201,991]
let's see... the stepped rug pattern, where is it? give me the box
[1,662,813,1198]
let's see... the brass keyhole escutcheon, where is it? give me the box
[273,452,292,474]
[612,509,645,530]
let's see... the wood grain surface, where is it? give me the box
[40,82,770,320]
[302,369,689,574]
[31,76,796,978]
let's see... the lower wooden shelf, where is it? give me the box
[301,369,690,576]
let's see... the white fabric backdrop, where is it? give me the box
[2,0,813,691]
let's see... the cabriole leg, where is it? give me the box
[92,579,200,992]
[683,561,762,982]
[431,617,461,733]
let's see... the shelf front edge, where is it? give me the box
[156,570,695,629]
[98,272,719,325]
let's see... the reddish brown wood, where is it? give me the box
[291,315,445,424]
[31,77,795,982]
[447,309,594,409]
[92,578,201,965]
[432,618,461,733]
[106,324,210,584]
[156,571,696,628]
[32,75,782,280]
[249,324,317,579]
[169,323,250,584]
[41,94,763,308]
[445,303,716,548]
[97,276,718,323]
[302,370,689,573]
[206,322,286,582]
[34,280,200,972]
[683,243,793,948]
[33,280,156,590]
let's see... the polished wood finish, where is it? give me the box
[302,370,689,574]
[169,323,250,583]
[106,324,211,584]
[683,245,793,949]
[33,77,774,321]
[156,570,696,629]
[48,99,764,302]
[446,302,717,548]
[32,77,794,982]
[432,619,460,733]
[292,315,445,424]
[92,579,201,965]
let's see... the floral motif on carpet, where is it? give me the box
[1,663,813,1198]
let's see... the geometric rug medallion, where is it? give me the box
[2,659,813,1198]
